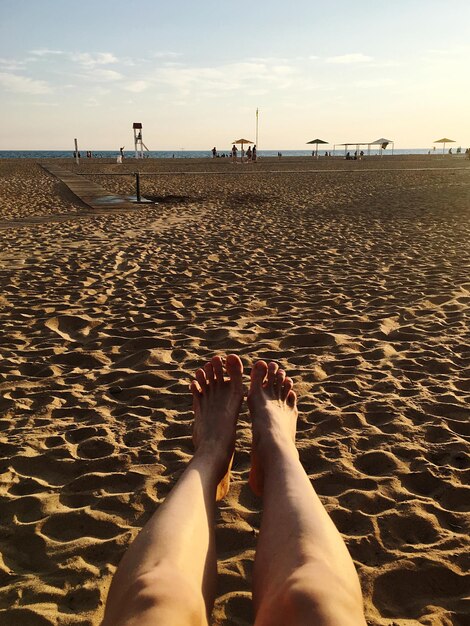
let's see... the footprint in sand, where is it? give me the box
[45,314,101,342]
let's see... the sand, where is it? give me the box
[0,156,469,625]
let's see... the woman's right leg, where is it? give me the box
[248,361,366,626]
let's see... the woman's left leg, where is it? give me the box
[101,354,244,626]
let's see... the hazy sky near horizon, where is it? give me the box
[1,0,469,150]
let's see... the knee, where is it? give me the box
[134,567,206,618]
[275,566,365,625]
[278,571,329,623]
[105,564,207,625]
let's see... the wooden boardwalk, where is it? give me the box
[40,163,148,211]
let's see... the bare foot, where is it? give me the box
[191,354,244,500]
[247,360,298,496]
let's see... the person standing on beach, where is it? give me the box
[252,144,257,162]
[101,355,367,626]
[212,146,217,158]
[231,144,238,162]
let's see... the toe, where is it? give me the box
[191,380,202,398]
[250,360,268,389]
[287,389,297,408]
[281,377,293,400]
[276,369,286,398]
[226,354,243,389]
[204,361,215,384]
[267,362,279,391]
[195,368,207,392]
[212,356,225,383]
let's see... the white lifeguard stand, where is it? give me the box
[133,122,144,158]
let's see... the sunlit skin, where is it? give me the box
[102,355,366,626]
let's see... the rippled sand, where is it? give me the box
[0,157,469,625]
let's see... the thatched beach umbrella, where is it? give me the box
[232,138,253,146]
[307,138,328,157]
[434,137,456,154]
[232,138,254,161]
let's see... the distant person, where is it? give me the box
[231,144,238,162]
[212,146,217,158]
[252,145,257,162]
[246,145,252,160]
[120,147,125,158]
[449,148,453,155]
[101,356,367,626]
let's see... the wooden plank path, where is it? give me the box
[40,163,147,211]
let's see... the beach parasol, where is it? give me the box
[370,137,394,155]
[232,138,253,152]
[434,137,455,154]
[232,138,254,162]
[307,138,328,157]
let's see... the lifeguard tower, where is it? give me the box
[133,122,149,158]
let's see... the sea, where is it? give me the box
[0,148,450,159]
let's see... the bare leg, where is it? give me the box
[102,354,244,626]
[249,361,366,626]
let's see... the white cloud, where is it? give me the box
[96,52,118,64]
[0,72,52,94]
[72,52,119,67]
[84,68,123,81]
[31,101,59,107]
[425,48,456,57]
[30,49,65,56]
[354,78,396,88]
[326,53,372,64]
[94,86,111,96]
[248,56,290,64]
[0,57,26,71]
[152,51,182,59]
[124,80,150,93]
[84,97,100,107]
[153,60,299,96]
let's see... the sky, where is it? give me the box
[0,0,469,150]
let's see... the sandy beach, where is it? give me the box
[0,155,469,625]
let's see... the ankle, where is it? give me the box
[192,443,232,478]
[255,430,298,464]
